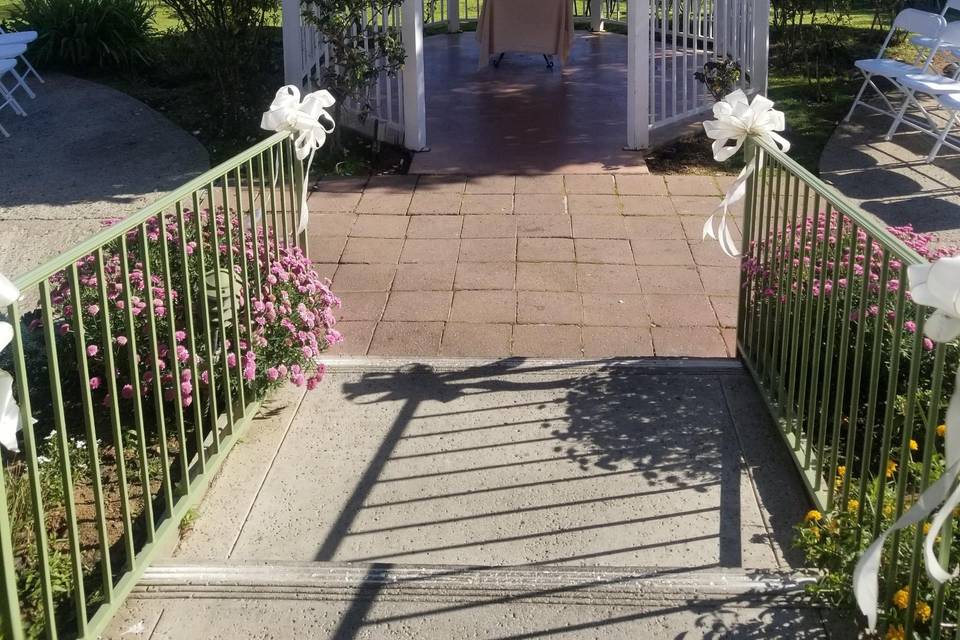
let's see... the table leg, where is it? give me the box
[544,54,554,69]
[492,52,505,67]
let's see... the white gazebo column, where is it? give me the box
[448,0,460,32]
[626,0,650,149]
[401,0,428,150]
[281,0,303,86]
[752,0,770,94]
[590,0,604,31]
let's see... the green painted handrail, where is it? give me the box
[0,131,304,639]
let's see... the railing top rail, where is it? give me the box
[752,136,927,266]
[12,130,292,291]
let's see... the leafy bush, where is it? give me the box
[158,0,277,126]
[10,0,155,68]
[301,0,406,121]
[694,55,744,102]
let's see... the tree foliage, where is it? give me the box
[300,0,406,116]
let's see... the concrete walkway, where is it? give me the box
[0,73,208,276]
[104,360,828,639]
[309,173,741,360]
[821,111,960,246]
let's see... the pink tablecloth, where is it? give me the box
[476,0,574,69]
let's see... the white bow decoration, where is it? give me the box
[853,256,960,630]
[702,90,790,257]
[0,274,22,452]
[261,85,336,234]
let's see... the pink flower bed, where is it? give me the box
[44,208,341,413]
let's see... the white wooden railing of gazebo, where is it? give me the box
[280,0,768,150]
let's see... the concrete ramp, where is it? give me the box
[103,358,841,639]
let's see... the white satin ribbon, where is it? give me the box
[702,90,790,258]
[0,274,22,452]
[260,85,336,235]
[854,256,960,629]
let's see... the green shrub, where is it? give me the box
[9,0,155,69]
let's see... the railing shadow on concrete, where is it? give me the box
[300,357,811,640]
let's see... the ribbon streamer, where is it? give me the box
[854,256,960,629]
[701,90,790,258]
[0,273,22,452]
[261,86,336,234]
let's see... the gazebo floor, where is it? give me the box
[410,30,709,175]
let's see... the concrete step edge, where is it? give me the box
[132,561,816,608]
[322,356,743,376]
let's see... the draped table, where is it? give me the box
[475,0,574,69]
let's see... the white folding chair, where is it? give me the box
[844,9,946,123]
[0,58,27,138]
[884,22,960,160]
[910,0,960,56]
[0,28,42,84]
[0,44,36,99]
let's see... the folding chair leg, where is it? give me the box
[927,110,960,162]
[884,87,915,141]
[845,76,871,122]
[8,68,35,99]
[19,56,43,83]
[0,81,26,116]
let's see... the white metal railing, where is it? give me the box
[282,0,407,146]
[283,0,769,150]
[647,0,767,127]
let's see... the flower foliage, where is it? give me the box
[752,213,960,637]
[44,208,340,421]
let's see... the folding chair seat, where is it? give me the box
[845,9,946,123]
[0,29,43,84]
[0,44,36,99]
[0,58,27,138]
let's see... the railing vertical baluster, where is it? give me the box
[774,174,801,406]
[784,184,811,443]
[175,203,207,474]
[7,299,58,640]
[66,264,116,596]
[207,184,236,435]
[221,174,247,414]
[114,240,156,542]
[38,281,88,633]
[190,192,222,456]
[836,222,861,508]
[0,457,23,640]
[276,143,290,249]
[855,252,890,539]
[801,194,827,469]
[139,225,175,511]
[909,342,947,638]
[158,211,192,491]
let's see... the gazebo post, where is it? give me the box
[589,0,604,31]
[448,0,460,33]
[401,0,428,150]
[626,0,649,149]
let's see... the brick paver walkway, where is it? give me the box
[307,173,741,359]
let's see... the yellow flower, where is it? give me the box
[886,624,906,640]
[910,439,919,451]
[938,424,947,437]
[915,600,932,623]
[836,465,846,477]
[886,460,898,478]
[848,499,860,513]
[892,588,910,610]
[884,503,895,518]
[804,509,822,522]
[923,522,932,535]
